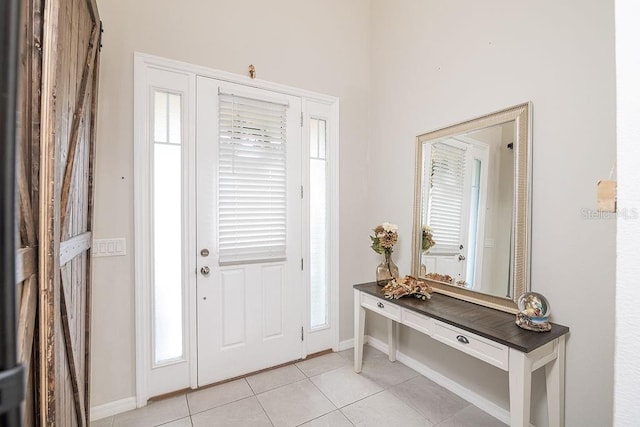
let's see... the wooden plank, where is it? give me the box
[86,0,99,24]
[18,275,38,362]
[39,0,62,423]
[60,270,87,426]
[16,247,36,284]
[23,355,35,427]
[19,275,37,426]
[29,0,43,236]
[18,0,44,424]
[18,154,37,246]
[17,1,38,248]
[83,21,100,423]
[59,231,91,266]
[59,23,99,237]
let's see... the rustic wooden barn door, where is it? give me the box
[16,0,44,426]
[38,0,101,425]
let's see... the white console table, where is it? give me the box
[354,283,569,427]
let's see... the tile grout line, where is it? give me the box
[296,358,351,379]
[304,349,394,417]
[302,373,339,418]
[184,393,194,427]
[253,392,276,427]
[187,378,254,417]
[338,353,435,427]
[432,403,477,427]
[386,375,471,427]
[245,375,258,395]
[256,376,309,397]
[184,391,192,416]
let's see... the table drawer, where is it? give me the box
[431,320,509,371]
[361,293,401,321]
[402,309,432,335]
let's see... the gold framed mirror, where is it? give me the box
[411,103,531,313]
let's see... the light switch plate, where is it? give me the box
[93,238,127,257]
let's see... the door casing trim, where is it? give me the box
[133,52,340,407]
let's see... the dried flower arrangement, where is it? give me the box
[421,225,436,252]
[382,275,433,301]
[370,222,398,255]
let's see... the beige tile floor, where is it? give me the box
[92,345,506,427]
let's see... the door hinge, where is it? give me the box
[301,185,304,199]
[301,326,304,341]
[301,258,304,270]
[300,112,304,127]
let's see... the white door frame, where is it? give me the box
[133,52,340,407]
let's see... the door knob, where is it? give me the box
[200,266,210,276]
[458,254,466,261]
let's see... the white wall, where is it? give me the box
[367,1,615,426]
[615,0,640,425]
[91,0,372,407]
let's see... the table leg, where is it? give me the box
[388,318,397,362]
[354,290,365,373]
[545,336,566,427]
[509,349,533,427]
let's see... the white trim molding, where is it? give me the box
[338,338,355,352]
[90,397,137,422]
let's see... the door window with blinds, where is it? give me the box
[218,93,289,265]
[425,140,469,255]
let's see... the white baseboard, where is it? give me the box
[90,396,137,421]
[364,335,522,426]
[337,338,354,351]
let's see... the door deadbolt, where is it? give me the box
[200,266,210,276]
[200,248,210,257]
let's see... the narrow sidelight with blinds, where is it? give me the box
[218,92,289,265]
[427,141,467,255]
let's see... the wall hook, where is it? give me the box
[249,64,256,79]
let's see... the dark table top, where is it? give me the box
[354,282,569,353]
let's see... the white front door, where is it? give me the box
[195,77,303,386]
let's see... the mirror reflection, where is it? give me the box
[420,121,515,299]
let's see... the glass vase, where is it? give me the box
[376,251,399,286]
[419,250,429,277]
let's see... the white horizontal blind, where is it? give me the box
[427,141,467,254]
[218,92,289,264]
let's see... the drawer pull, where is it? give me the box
[377,302,384,309]
[456,335,470,344]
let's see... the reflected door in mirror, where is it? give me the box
[421,122,515,298]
